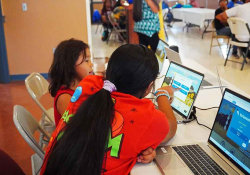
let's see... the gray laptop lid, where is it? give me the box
[165,47,182,64]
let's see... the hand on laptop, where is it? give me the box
[137,147,156,163]
[156,86,181,103]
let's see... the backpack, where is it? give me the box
[93,10,101,23]
[166,9,173,24]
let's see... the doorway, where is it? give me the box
[0,1,10,83]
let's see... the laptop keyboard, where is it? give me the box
[173,145,228,175]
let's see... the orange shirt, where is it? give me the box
[41,75,169,175]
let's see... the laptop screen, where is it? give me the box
[161,61,204,118]
[209,89,250,174]
[155,39,168,73]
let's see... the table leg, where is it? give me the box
[202,20,212,39]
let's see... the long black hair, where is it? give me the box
[133,0,159,22]
[49,38,89,97]
[43,44,159,175]
[102,0,112,12]
[133,0,143,22]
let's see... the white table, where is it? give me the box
[131,59,249,175]
[169,8,215,39]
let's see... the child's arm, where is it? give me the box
[156,86,178,143]
[56,94,72,116]
[146,0,160,13]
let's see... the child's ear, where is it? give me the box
[144,81,154,96]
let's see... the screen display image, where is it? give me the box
[155,40,168,73]
[161,62,203,117]
[210,91,250,174]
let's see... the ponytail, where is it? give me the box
[133,0,143,22]
[44,89,114,175]
[44,44,159,175]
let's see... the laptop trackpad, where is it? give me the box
[157,154,185,170]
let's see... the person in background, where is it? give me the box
[227,0,243,8]
[49,39,93,126]
[216,0,250,58]
[214,0,238,57]
[190,0,200,7]
[133,0,161,53]
[41,44,178,175]
[101,0,114,41]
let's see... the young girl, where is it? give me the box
[133,0,161,52]
[49,39,93,126]
[101,0,113,41]
[41,44,178,175]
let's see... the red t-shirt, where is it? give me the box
[54,87,74,126]
[41,75,169,175]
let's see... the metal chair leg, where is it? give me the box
[225,44,232,66]
[95,23,100,34]
[209,36,214,55]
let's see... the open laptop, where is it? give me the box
[155,39,169,73]
[165,47,182,64]
[161,61,204,121]
[155,88,250,175]
[163,47,213,88]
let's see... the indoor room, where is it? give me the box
[0,0,250,174]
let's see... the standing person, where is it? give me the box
[49,39,93,126]
[41,44,178,175]
[227,0,243,8]
[133,0,161,53]
[190,0,200,7]
[216,0,250,58]
[101,0,114,41]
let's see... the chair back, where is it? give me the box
[107,11,116,27]
[25,73,53,122]
[227,17,250,36]
[13,105,50,159]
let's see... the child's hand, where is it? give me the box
[137,147,156,163]
[156,86,180,103]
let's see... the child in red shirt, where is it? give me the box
[41,44,178,175]
[49,39,94,126]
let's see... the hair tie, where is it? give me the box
[103,80,117,93]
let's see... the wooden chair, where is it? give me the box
[209,20,230,58]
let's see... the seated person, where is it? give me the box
[190,0,200,7]
[101,0,113,41]
[40,44,178,175]
[112,6,126,29]
[216,0,250,58]
[215,0,238,57]
[227,0,243,8]
[49,39,93,126]
[215,0,230,36]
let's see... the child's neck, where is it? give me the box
[70,79,80,91]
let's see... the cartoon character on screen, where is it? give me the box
[185,86,196,107]
[224,107,235,130]
[169,72,176,86]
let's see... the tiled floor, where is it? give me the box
[91,23,250,95]
[0,22,249,175]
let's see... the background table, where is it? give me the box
[169,8,215,38]
[131,59,249,175]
